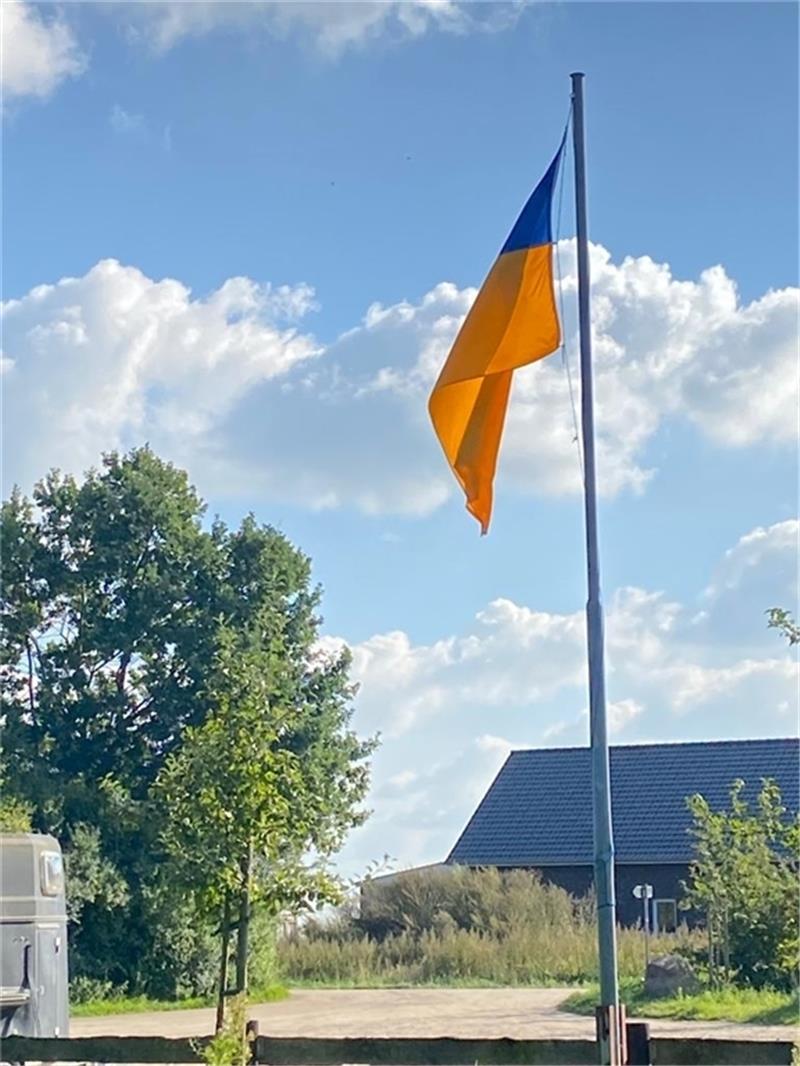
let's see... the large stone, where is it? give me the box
[644,954,700,998]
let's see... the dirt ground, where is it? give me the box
[71,987,796,1043]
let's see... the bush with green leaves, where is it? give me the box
[358,865,594,941]
[279,867,700,986]
[200,994,248,1066]
[684,778,799,991]
[68,976,117,1006]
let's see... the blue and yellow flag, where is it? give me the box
[429,142,565,533]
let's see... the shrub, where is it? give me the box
[684,779,799,990]
[279,868,701,987]
[69,975,118,1005]
[201,995,248,1066]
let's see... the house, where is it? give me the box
[446,737,799,928]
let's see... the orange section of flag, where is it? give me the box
[428,240,560,534]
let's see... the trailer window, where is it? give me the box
[40,851,64,896]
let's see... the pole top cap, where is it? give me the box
[571,71,586,79]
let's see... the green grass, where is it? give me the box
[278,919,701,988]
[278,867,705,988]
[561,979,799,1025]
[71,983,288,1018]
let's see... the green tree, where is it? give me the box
[1,448,374,999]
[156,624,374,1026]
[1,448,217,793]
[1,449,221,994]
[684,778,799,990]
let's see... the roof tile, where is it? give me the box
[447,738,800,866]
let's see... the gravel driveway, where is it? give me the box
[71,988,796,1043]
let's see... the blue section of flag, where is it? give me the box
[500,141,565,255]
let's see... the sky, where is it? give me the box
[2,0,798,877]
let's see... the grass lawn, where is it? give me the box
[561,979,799,1025]
[71,983,288,1017]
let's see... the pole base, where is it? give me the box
[595,1004,627,1065]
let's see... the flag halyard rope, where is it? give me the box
[554,108,585,485]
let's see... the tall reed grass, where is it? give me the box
[278,867,699,987]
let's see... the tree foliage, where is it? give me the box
[683,778,799,990]
[2,450,218,790]
[0,785,33,833]
[1,448,374,999]
[766,607,800,647]
[156,635,367,913]
[155,601,373,1015]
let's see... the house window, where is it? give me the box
[654,898,677,933]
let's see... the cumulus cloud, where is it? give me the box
[342,578,797,745]
[693,519,799,651]
[348,729,525,873]
[1,259,319,491]
[543,698,644,742]
[512,243,798,494]
[121,0,524,56]
[4,246,797,514]
[335,521,798,873]
[0,1,527,110]
[664,658,796,712]
[706,520,798,599]
[1,1,86,102]
[348,601,585,738]
[219,243,797,515]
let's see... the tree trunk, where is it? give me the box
[25,639,36,715]
[235,844,253,997]
[216,893,232,1033]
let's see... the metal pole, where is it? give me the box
[643,890,650,970]
[570,71,621,1060]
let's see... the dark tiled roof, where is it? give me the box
[447,738,800,866]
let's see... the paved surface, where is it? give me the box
[71,988,797,1043]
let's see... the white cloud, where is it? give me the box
[347,730,524,873]
[219,243,796,516]
[1,259,319,491]
[1,1,526,110]
[706,520,798,599]
[122,0,524,56]
[475,733,524,755]
[500,243,798,496]
[1,1,85,102]
[348,601,585,739]
[695,519,799,653]
[546,698,644,742]
[603,698,644,732]
[335,520,798,874]
[4,247,797,516]
[4,254,795,878]
[674,284,799,447]
[664,658,797,712]
[384,769,418,791]
[341,572,797,744]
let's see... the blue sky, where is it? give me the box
[3,1,798,874]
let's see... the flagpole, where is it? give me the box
[570,72,622,1065]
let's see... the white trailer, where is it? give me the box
[0,833,69,1037]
